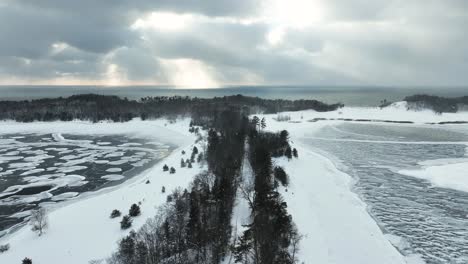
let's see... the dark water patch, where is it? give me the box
[0,133,172,233]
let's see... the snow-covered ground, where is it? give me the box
[2,103,468,264]
[258,103,468,264]
[0,119,205,264]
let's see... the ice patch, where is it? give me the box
[105,168,122,173]
[20,168,45,176]
[118,142,142,147]
[399,161,468,193]
[104,152,124,158]
[57,166,87,173]
[51,192,79,201]
[101,174,125,181]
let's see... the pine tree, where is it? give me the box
[193,146,199,154]
[273,166,289,186]
[129,204,141,217]
[181,158,186,168]
[261,117,266,130]
[162,186,166,193]
[293,148,298,158]
[252,116,260,130]
[163,164,169,171]
[285,146,292,160]
[197,152,203,163]
[120,215,132,229]
[170,167,176,174]
[110,209,121,218]
[188,162,192,168]
[22,258,32,264]
[119,231,136,263]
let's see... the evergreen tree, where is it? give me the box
[188,162,192,168]
[170,167,176,174]
[120,215,132,229]
[197,152,203,163]
[293,148,298,158]
[285,146,292,160]
[162,186,166,193]
[129,204,141,217]
[261,117,266,130]
[163,164,169,171]
[118,231,136,263]
[22,258,32,264]
[110,209,121,218]
[193,146,199,154]
[181,158,186,168]
[274,166,289,186]
[252,116,260,129]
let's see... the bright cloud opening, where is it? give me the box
[160,58,219,88]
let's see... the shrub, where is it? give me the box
[120,215,132,230]
[129,204,141,217]
[0,244,9,253]
[110,209,121,219]
[22,258,32,264]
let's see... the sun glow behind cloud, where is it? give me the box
[159,58,219,89]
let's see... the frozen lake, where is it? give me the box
[0,133,171,233]
[303,123,468,264]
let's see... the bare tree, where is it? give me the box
[30,207,48,236]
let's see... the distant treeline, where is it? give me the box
[404,94,468,113]
[0,94,343,122]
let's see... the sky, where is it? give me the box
[0,0,467,88]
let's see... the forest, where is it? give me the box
[107,106,300,264]
[0,94,342,122]
[404,94,468,113]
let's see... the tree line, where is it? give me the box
[404,94,468,113]
[0,94,342,122]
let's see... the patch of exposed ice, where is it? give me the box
[105,168,122,173]
[101,174,125,181]
[118,142,142,147]
[51,192,79,201]
[20,168,45,176]
[104,152,124,158]
[57,166,87,173]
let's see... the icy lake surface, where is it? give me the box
[0,133,171,233]
[303,123,468,264]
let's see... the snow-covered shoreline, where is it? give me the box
[259,104,468,264]
[0,119,204,263]
[1,104,468,263]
